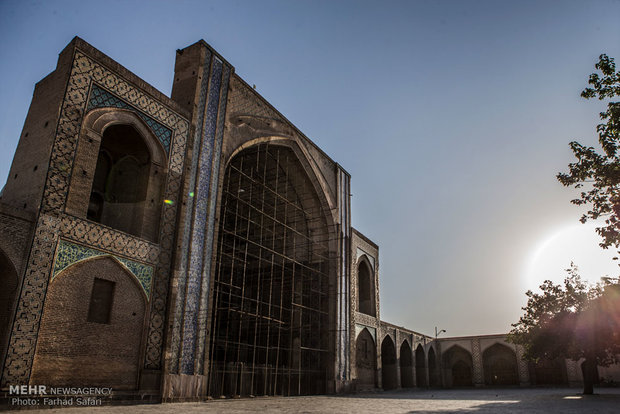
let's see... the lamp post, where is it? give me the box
[435,327,446,340]
[434,327,446,388]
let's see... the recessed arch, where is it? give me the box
[357,255,376,316]
[442,345,473,387]
[400,340,414,388]
[482,343,519,386]
[356,328,377,389]
[31,256,147,389]
[207,143,334,397]
[69,108,168,242]
[428,346,440,387]
[415,344,427,387]
[381,335,398,390]
[83,108,168,165]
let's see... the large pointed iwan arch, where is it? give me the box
[207,141,336,397]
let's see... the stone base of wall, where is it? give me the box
[161,374,207,402]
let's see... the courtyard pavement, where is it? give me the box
[6,388,620,413]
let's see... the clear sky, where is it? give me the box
[1,0,619,337]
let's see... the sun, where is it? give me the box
[524,222,620,291]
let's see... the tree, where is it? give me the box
[510,55,620,394]
[557,54,620,251]
[508,266,619,394]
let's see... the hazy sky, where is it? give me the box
[1,0,619,337]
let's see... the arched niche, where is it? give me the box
[381,335,398,390]
[415,344,427,387]
[400,340,414,388]
[68,108,167,242]
[355,328,377,389]
[30,256,147,389]
[357,256,376,316]
[482,343,519,386]
[442,345,473,387]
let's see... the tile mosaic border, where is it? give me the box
[1,47,189,385]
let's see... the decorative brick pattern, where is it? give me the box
[515,344,530,384]
[1,48,189,386]
[53,239,154,298]
[471,338,483,385]
[87,84,172,154]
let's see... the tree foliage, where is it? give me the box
[511,55,620,394]
[557,54,620,250]
[508,266,620,394]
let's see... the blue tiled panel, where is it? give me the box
[169,48,213,375]
[87,84,172,155]
[180,56,224,375]
[53,239,154,299]
[195,62,231,369]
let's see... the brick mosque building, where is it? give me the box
[0,38,616,402]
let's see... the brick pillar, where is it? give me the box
[471,338,484,387]
[515,344,530,386]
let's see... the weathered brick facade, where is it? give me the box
[1,37,616,406]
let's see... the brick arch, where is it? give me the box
[357,255,376,316]
[381,335,398,390]
[400,339,414,388]
[442,345,473,387]
[31,255,148,389]
[67,108,168,242]
[83,108,168,165]
[415,344,427,387]
[355,328,377,389]
[225,136,338,228]
[482,342,518,386]
[428,346,440,387]
[207,143,335,397]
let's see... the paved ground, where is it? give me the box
[6,388,620,413]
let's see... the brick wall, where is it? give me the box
[30,256,147,389]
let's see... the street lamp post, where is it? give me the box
[434,327,446,388]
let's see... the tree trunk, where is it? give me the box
[581,358,596,395]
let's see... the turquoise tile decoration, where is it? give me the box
[53,239,153,299]
[87,84,172,155]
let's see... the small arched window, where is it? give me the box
[357,258,376,316]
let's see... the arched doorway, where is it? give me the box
[428,346,440,387]
[0,249,19,361]
[357,258,375,316]
[356,328,377,389]
[30,256,147,389]
[207,144,332,397]
[482,343,519,386]
[442,345,473,387]
[415,344,427,387]
[400,340,414,388]
[381,336,398,390]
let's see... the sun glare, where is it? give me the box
[524,222,620,291]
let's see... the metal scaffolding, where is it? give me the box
[207,143,335,397]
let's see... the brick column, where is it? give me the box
[471,338,484,387]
